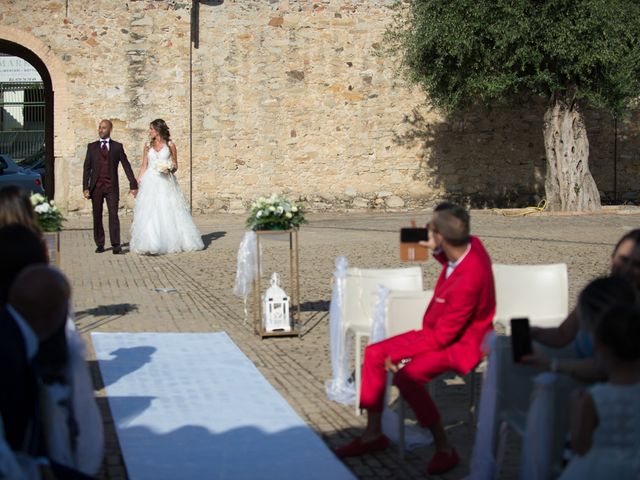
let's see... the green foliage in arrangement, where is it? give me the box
[246,194,307,231]
[30,193,64,232]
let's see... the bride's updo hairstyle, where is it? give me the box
[150,119,171,144]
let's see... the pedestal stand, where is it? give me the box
[252,229,301,338]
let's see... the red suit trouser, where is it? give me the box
[359,329,455,428]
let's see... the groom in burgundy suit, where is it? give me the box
[82,119,138,254]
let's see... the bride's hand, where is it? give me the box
[171,163,177,173]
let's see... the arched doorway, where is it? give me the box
[0,39,54,198]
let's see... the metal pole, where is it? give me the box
[189,1,199,213]
[189,40,193,213]
[613,116,618,203]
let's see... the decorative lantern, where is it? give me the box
[262,272,291,332]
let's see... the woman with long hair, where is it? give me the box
[129,119,204,254]
[0,185,42,234]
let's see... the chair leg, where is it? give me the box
[398,396,406,460]
[495,421,510,480]
[468,370,476,426]
[355,334,362,416]
[428,377,437,400]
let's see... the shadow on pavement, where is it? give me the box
[202,231,227,249]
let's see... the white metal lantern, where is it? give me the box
[262,272,291,332]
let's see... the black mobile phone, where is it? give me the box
[400,228,428,243]
[511,317,533,363]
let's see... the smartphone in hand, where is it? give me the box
[511,317,533,363]
[400,227,429,261]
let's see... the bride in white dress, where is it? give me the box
[130,119,204,254]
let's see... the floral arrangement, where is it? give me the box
[246,194,307,231]
[30,193,64,232]
[154,158,174,175]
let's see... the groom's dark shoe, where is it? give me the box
[112,245,123,255]
[95,246,105,253]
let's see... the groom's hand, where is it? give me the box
[130,189,138,197]
[83,190,90,199]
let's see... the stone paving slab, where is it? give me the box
[59,210,638,480]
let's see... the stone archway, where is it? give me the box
[0,26,74,204]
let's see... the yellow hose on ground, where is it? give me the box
[491,199,548,217]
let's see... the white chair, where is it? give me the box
[342,266,424,415]
[488,263,571,478]
[492,263,568,332]
[491,339,580,480]
[383,290,433,456]
[384,290,433,337]
[385,289,488,456]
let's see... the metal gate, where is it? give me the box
[0,81,45,163]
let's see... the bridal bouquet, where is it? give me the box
[30,193,64,232]
[154,158,174,175]
[246,194,307,231]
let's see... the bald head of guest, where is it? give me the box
[8,266,70,341]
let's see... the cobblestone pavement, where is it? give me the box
[59,209,639,480]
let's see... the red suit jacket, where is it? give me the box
[421,236,496,374]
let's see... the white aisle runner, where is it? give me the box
[92,332,355,480]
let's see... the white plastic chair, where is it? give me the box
[342,266,423,415]
[492,263,568,332]
[383,290,433,455]
[488,264,571,478]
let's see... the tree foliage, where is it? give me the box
[387,0,640,115]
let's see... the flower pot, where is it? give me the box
[43,231,60,266]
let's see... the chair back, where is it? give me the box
[384,290,434,338]
[343,267,423,334]
[492,263,568,331]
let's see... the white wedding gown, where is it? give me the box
[130,145,204,254]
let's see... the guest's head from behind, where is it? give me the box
[0,224,48,304]
[98,119,113,140]
[618,241,640,291]
[0,185,40,234]
[149,119,171,143]
[8,265,70,341]
[594,303,640,369]
[428,202,470,249]
[577,276,637,334]
[610,228,640,277]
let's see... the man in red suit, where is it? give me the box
[82,119,138,254]
[335,202,496,475]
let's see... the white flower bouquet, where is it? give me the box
[246,194,307,231]
[154,158,174,175]
[30,193,64,232]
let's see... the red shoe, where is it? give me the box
[334,435,390,458]
[427,448,459,475]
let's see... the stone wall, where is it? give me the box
[1,0,638,213]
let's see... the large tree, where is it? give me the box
[387,0,640,211]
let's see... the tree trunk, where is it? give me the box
[543,96,601,212]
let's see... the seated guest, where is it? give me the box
[524,230,640,380]
[1,266,71,478]
[618,237,640,290]
[2,262,97,479]
[0,225,48,304]
[0,185,42,235]
[559,304,640,480]
[1,225,104,476]
[335,203,496,475]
